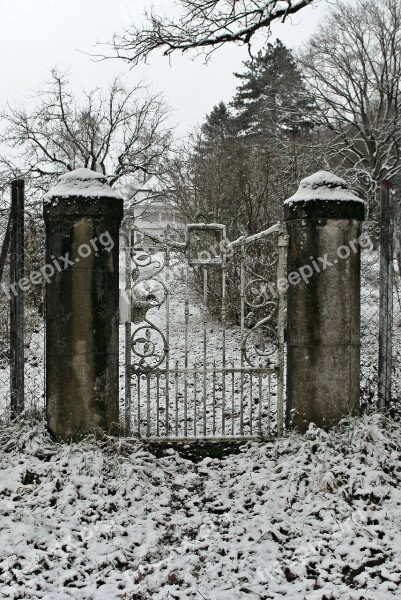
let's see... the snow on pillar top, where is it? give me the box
[44,168,122,204]
[284,170,365,221]
[285,171,363,204]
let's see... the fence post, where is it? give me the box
[43,169,123,440]
[378,180,393,408]
[10,180,25,416]
[284,171,365,432]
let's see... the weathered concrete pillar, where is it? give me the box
[43,168,123,439]
[284,171,365,432]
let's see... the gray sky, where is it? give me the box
[1,0,328,137]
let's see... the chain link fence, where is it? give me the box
[360,220,380,409]
[0,183,45,420]
[0,199,11,417]
[392,262,401,416]
[1,182,400,426]
[360,216,401,417]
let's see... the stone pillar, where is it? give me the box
[43,168,123,440]
[284,171,365,432]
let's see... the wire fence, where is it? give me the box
[0,200,11,417]
[0,181,400,427]
[392,266,401,416]
[0,185,45,421]
[360,217,401,417]
[360,220,380,409]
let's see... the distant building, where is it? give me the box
[123,175,185,251]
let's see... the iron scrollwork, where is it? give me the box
[241,236,279,367]
[130,248,169,370]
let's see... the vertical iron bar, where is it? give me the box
[146,373,151,437]
[203,268,208,436]
[268,373,271,435]
[10,180,24,416]
[194,363,197,437]
[221,246,227,435]
[156,372,160,437]
[378,180,393,408]
[231,360,235,436]
[124,223,132,435]
[184,256,189,437]
[175,360,179,436]
[165,244,170,436]
[212,359,216,435]
[137,374,141,438]
[277,230,288,437]
[240,241,245,435]
[249,372,253,435]
[258,373,262,436]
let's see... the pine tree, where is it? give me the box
[232,39,316,137]
[168,44,325,322]
[200,102,235,143]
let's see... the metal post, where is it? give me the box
[378,180,393,408]
[277,230,288,437]
[124,222,132,435]
[10,179,25,416]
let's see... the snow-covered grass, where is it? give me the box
[0,413,400,599]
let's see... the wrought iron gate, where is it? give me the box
[123,222,287,440]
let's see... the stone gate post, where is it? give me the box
[43,168,123,440]
[284,171,365,432]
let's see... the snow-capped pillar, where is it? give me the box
[284,171,365,432]
[43,169,123,440]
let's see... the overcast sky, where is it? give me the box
[1,0,328,138]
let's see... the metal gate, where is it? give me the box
[123,222,287,440]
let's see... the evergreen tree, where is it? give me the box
[172,40,323,237]
[200,102,236,144]
[168,42,325,322]
[232,39,316,137]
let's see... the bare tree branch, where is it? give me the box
[107,0,316,64]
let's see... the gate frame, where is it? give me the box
[123,220,287,441]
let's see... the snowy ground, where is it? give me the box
[0,413,400,599]
[1,237,401,599]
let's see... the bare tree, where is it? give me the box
[300,0,401,201]
[0,69,172,198]
[110,0,317,63]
